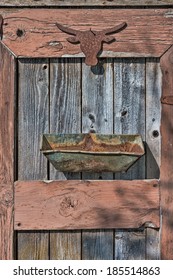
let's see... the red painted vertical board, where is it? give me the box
[0,43,15,259]
[160,45,173,260]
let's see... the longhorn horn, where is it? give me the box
[56,23,78,36]
[102,22,127,35]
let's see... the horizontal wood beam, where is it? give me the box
[1,9,173,58]
[15,180,160,230]
[0,1,173,7]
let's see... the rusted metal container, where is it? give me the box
[41,133,145,172]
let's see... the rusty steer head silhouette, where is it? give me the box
[56,22,127,66]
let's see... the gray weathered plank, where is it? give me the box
[115,230,146,260]
[145,59,161,260]
[146,228,160,260]
[82,230,113,260]
[0,0,172,6]
[114,58,146,259]
[114,58,146,180]
[49,58,81,259]
[18,59,49,260]
[146,59,161,179]
[17,231,49,260]
[82,59,114,259]
[0,43,16,260]
[50,230,81,260]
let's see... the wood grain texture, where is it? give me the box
[114,58,146,259]
[160,46,173,260]
[115,230,146,260]
[82,229,114,260]
[146,59,161,179]
[82,60,113,137]
[146,228,160,260]
[17,59,49,260]
[16,231,49,260]
[49,58,81,260]
[0,43,16,259]
[14,180,160,230]
[146,58,161,260]
[0,0,173,6]
[114,59,145,179]
[82,59,114,260]
[1,9,173,58]
[50,230,81,260]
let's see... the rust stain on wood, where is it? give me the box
[1,9,173,58]
[14,180,160,230]
[160,45,173,260]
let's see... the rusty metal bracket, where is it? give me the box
[161,96,173,105]
[0,15,3,40]
[56,22,127,66]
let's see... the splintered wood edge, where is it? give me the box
[14,179,160,230]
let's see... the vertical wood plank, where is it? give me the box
[160,46,173,260]
[49,58,81,260]
[82,59,114,260]
[114,58,146,260]
[114,58,145,180]
[146,228,160,260]
[17,58,49,260]
[146,59,161,179]
[146,58,161,260]
[0,44,16,259]
[115,230,145,260]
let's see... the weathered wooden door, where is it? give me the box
[0,1,173,260]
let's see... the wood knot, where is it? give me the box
[16,29,25,38]
[1,191,13,207]
[15,26,28,41]
[59,196,78,217]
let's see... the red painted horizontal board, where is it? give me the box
[1,9,173,58]
[15,180,160,230]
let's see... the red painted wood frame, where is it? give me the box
[0,8,173,260]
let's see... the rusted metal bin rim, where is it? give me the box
[41,133,144,173]
[41,133,144,156]
[42,150,143,155]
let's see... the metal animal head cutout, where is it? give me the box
[56,22,127,66]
